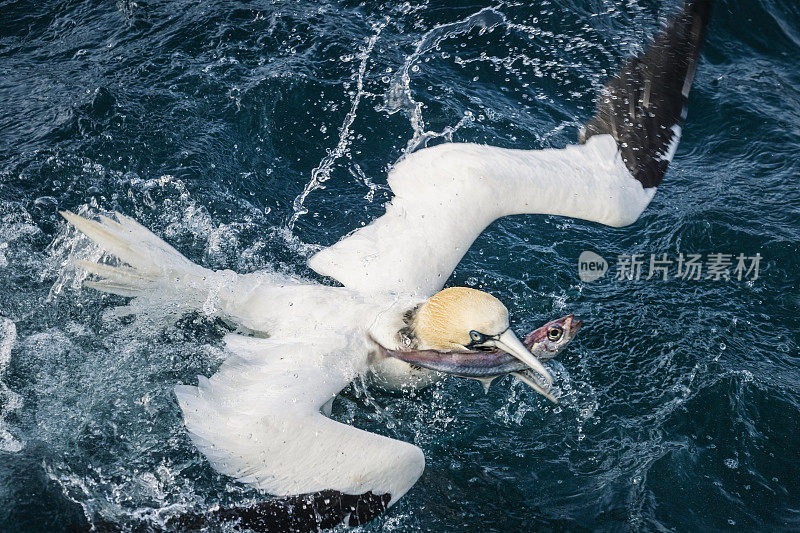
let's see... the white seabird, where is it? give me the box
[60,0,713,529]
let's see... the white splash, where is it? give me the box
[288,20,386,229]
[381,7,506,154]
[0,318,23,452]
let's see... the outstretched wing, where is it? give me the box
[174,334,424,530]
[308,0,713,297]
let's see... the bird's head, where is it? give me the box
[412,287,552,384]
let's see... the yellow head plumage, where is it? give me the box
[413,287,510,350]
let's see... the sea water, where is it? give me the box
[1,0,799,530]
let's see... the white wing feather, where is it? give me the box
[309,135,655,297]
[174,334,424,505]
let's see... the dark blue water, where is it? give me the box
[1,0,799,531]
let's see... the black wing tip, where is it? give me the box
[687,0,715,21]
[581,0,715,188]
[168,490,391,532]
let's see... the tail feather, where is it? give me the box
[84,280,146,298]
[61,210,213,304]
[60,210,199,276]
[75,260,149,282]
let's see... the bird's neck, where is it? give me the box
[397,304,421,349]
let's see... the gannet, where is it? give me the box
[60,0,713,529]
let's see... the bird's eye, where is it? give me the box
[469,330,482,342]
[547,326,563,341]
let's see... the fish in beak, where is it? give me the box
[491,329,553,385]
[523,314,582,361]
[379,314,582,402]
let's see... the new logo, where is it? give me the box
[578,251,608,282]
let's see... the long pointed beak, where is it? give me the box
[511,371,558,404]
[493,330,553,385]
